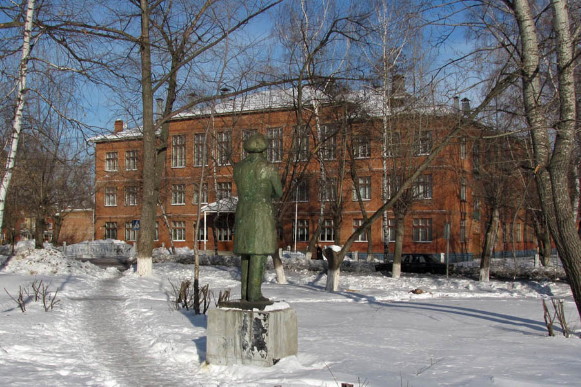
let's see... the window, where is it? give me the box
[353,176,371,201]
[194,133,208,167]
[320,124,336,160]
[413,174,432,199]
[241,129,257,159]
[320,177,337,202]
[460,220,466,242]
[125,221,138,241]
[460,177,467,201]
[267,127,283,163]
[353,134,371,159]
[172,184,186,205]
[385,132,401,157]
[105,187,117,206]
[294,219,309,242]
[415,131,432,156]
[217,131,231,166]
[473,142,480,171]
[215,216,233,241]
[384,218,396,242]
[320,219,334,242]
[171,135,186,168]
[105,152,118,171]
[125,150,138,171]
[171,221,186,241]
[155,222,159,241]
[194,221,207,241]
[515,223,522,243]
[460,136,467,159]
[193,183,208,204]
[353,219,368,242]
[217,182,232,200]
[294,179,309,202]
[293,126,309,161]
[104,222,117,239]
[125,186,138,206]
[473,198,481,220]
[385,175,402,199]
[412,218,432,242]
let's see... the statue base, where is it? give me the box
[206,301,298,367]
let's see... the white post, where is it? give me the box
[293,187,298,252]
[203,210,207,251]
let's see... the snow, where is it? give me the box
[1,246,580,386]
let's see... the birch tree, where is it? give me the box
[0,0,35,237]
[508,0,581,317]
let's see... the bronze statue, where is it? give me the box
[233,133,283,304]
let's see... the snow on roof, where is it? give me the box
[200,196,238,213]
[89,87,458,143]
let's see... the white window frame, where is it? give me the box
[125,186,138,206]
[171,221,186,241]
[412,218,432,242]
[217,131,232,166]
[217,182,232,200]
[353,219,368,242]
[415,131,432,156]
[125,221,138,241]
[171,135,186,168]
[172,184,186,205]
[194,133,208,167]
[105,152,118,171]
[353,134,371,159]
[105,187,117,207]
[125,150,138,171]
[413,174,433,200]
[353,176,371,201]
[320,124,337,160]
[320,219,335,242]
[104,222,117,239]
[267,127,283,163]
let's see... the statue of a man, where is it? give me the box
[233,133,283,303]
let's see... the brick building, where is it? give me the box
[90,88,537,259]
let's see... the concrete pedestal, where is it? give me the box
[206,302,298,367]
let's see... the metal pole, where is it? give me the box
[293,187,298,252]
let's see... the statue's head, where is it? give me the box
[243,133,268,153]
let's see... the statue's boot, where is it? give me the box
[248,255,269,302]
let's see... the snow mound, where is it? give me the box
[2,247,115,277]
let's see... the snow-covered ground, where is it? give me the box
[1,244,580,386]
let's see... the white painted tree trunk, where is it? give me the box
[325,267,340,292]
[136,257,153,277]
[273,249,287,284]
[0,0,35,231]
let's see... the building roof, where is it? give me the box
[200,197,238,213]
[90,87,458,143]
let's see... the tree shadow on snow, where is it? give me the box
[337,289,552,335]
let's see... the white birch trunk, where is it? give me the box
[0,0,35,231]
[325,267,340,292]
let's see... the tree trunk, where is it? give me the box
[480,207,499,282]
[0,0,35,232]
[533,218,552,267]
[272,249,287,284]
[391,211,405,278]
[513,0,581,318]
[324,247,343,292]
[135,0,155,276]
